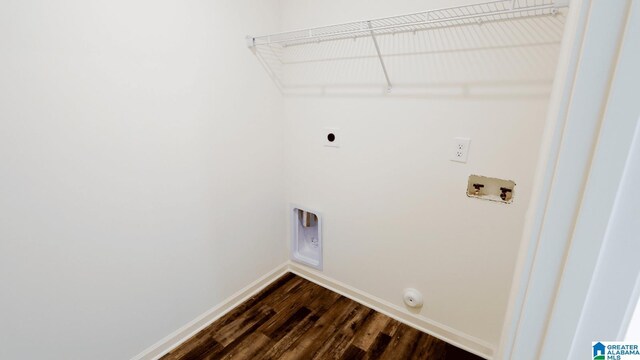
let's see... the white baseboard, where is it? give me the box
[132,261,494,360]
[288,262,494,360]
[130,262,290,360]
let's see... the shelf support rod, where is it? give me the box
[367,21,392,92]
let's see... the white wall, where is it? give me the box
[0,1,285,359]
[0,0,567,358]
[281,0,563,352]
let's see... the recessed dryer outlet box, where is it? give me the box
[291,206,322,270]
[323,128,340,147]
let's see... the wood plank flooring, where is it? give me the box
[160,273,483,360]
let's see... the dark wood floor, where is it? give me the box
[160,273,483,360]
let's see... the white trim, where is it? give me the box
[497,0,633,358]
[130,263,290,360]
[565,118,640,357]
[541,1,638,356]
[496,0,591,355]
[132,261,495,360]
[622,274,640,341]
[288,262,494,359]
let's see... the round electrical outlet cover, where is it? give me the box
[403,288,424,308]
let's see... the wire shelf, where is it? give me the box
[248,0,569,94]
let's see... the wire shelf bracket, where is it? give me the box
[367,21,392,92]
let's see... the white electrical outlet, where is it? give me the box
[451,137,471,163]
